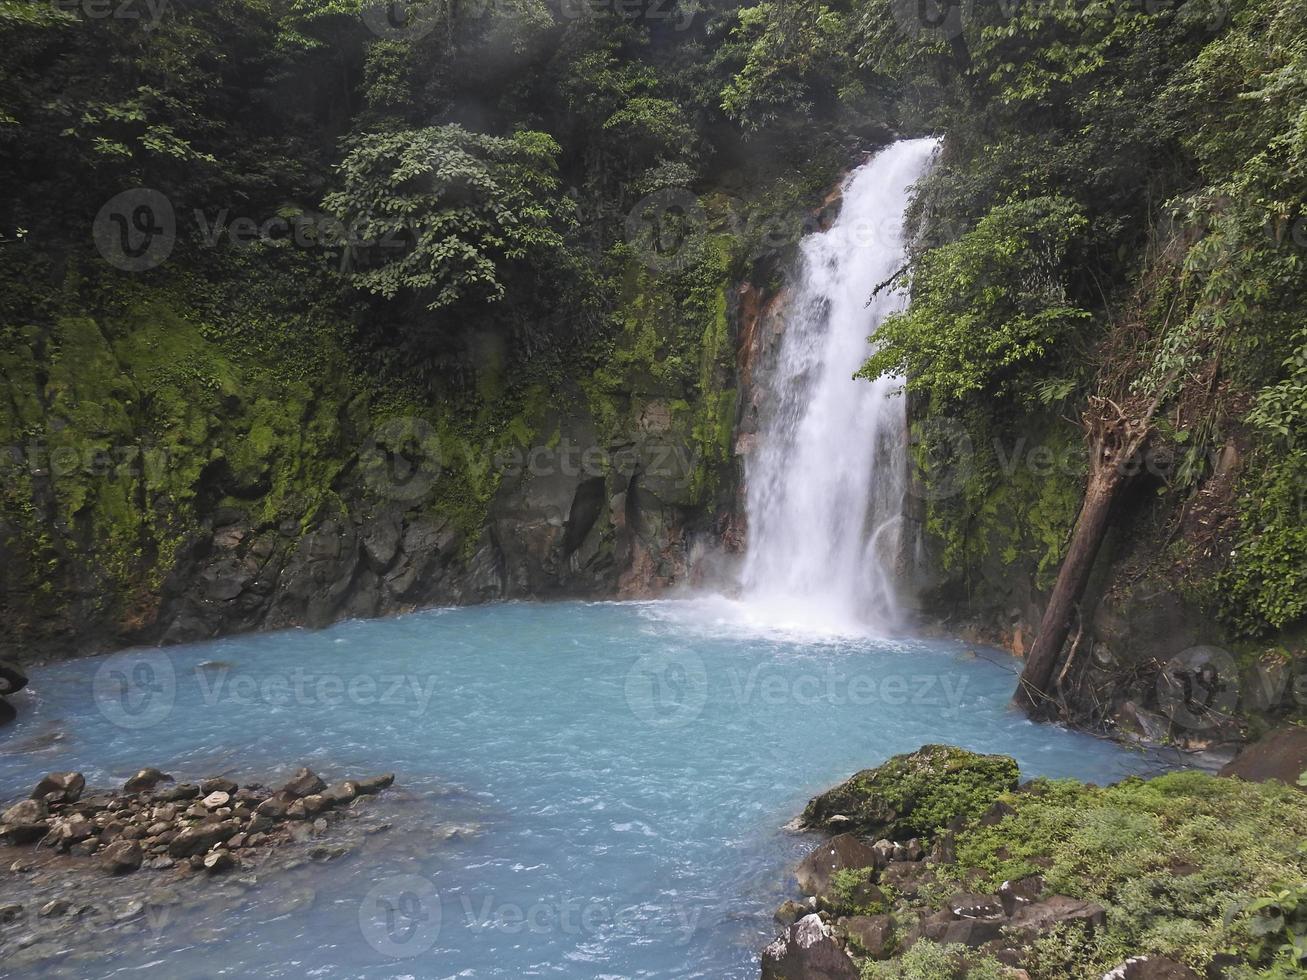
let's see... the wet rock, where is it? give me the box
[2,799,50,843]
[998,875,1045,916]
[321,781,359,806]
[38,899,70,918]
[100,840,143,875]
[152,803,179,822]
[302,794,326,816]
[311,817,328,835]
[0,660,27,698]
[4,798,48,825]
[0,904,23,924]
[354,773,395,794]
[123,768,173,794]
[254,795,290,819]
[286,799,307,821]
[154,783,198,802]
[113,899,145,921]
[761,913,859,980]
[361,518,401,573]
[202,791,231,809]
[203,851,237,873]
[281,768,325,798]
[200,777,239,795]
[801,745,1019,840]
[50,813,96,849]
[796,833,881,905]
[168,820,239,858]
[31,771,86,804]
[835,914,894,958]
[148,856,176,870]
[775,900,808,929]
[434,823,479,841]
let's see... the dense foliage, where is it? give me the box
[854,0,1307,639]
[1,0,1303,647]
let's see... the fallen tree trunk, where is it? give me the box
[1013,397,1156,719]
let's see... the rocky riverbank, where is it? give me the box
[762,744,1307,979]
[0,764,399,971]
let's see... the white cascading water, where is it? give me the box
[739,138,938,634]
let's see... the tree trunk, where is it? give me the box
[1013,398,1156,719]
[1012,469,1121,717]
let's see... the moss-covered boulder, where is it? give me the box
[801,744,1019,840]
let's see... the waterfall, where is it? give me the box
[739,138,938,634]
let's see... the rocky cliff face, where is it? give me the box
[0,249,744,663]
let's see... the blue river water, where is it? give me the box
[0,599,1165,978]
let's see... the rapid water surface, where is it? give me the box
[1,600,1163,978]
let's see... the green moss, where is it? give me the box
[916,408,1084,596]
[803,744,1020,840]
[862,943,1011,980]
[1212,448,1307,636]
[832,867,891,916]
[940,771,1307,975]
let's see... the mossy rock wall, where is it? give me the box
[0,246,744,662]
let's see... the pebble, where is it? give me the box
[1,764,400,971]
[113,899,145,921]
